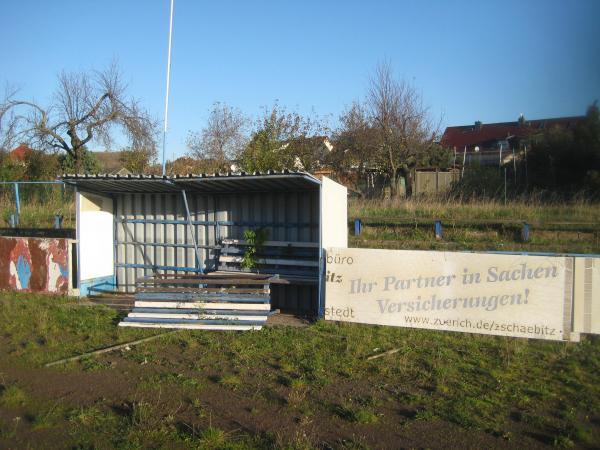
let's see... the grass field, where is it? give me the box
[1,293,599,449]
[2,191,599,255]
[1,194,600,447]
[349,197,600,254]
[349,196,600,223]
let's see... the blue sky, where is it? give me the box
[1,0,599,160]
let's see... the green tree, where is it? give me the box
[0,150,25,181]
[416,144,454,169]
[59,146,100,174]
[23,150,61,180]
[526,102,600,193]
[120,147,156,174]
[239,103,327,172]
[242,129,287,172]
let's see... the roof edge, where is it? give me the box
[59,169,321,184]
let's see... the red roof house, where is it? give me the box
[440,115,585,166]
[9,144,33,163]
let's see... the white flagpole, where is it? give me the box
[162,0,175,176]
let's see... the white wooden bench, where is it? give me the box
[217,238,319,284]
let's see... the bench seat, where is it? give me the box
[216,239,319,284]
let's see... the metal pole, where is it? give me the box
[434,220,443,240]
[522,222,530,242]
[14,182,20,224]
[0,181,63,185]
[499,144,502,168]
[504,167,507,205]
[181,190,203,271]
[162,0,175,177]
[512,146,517,184]
[354,219,362,236]
[524,144,528,189]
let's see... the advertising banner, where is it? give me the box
[325,248,575,341]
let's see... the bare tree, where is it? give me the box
[332,101,379,196]
[0,83,20,153]
[367,61,440,194]
[187,102,248,171]
[0,62,157,173]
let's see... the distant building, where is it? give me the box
[93,150,137,175]
[94,150,126,173]
[440,115,585,166]
[8,144,33,165]
[280,136,333,171]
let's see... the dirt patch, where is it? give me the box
[266,313,312,328]
[0,352,558,449]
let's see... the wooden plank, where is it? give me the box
[269,276,318,285]
[137,287,269,294]
[127,312,269,322]
[221,245,317,253]
[221,239,319,248]
[119,322,262,331]
[44,331,178,367]
[137,277,272,286]
[367,348,401,361]
[135,292,270,302]
[136,273,272,282]
[128,312,270,321]
[216,266,317,278]
[132,307,276,315]
[211,270,318,285]
[122,317,265,326]
[134,301,271,310]
[220,255,318,267]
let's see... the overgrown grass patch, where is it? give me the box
[0,185,75,228]
[0,385,27,408]
[151,319,600,442]
[350,196,600,223]
[0,292,159,365]
[349,197,600,253]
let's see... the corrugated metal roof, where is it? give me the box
[60,170,321,194]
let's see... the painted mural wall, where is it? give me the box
[0,237,72,294]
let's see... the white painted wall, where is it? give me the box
[321,177,347,249]
[77,192,114,281]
